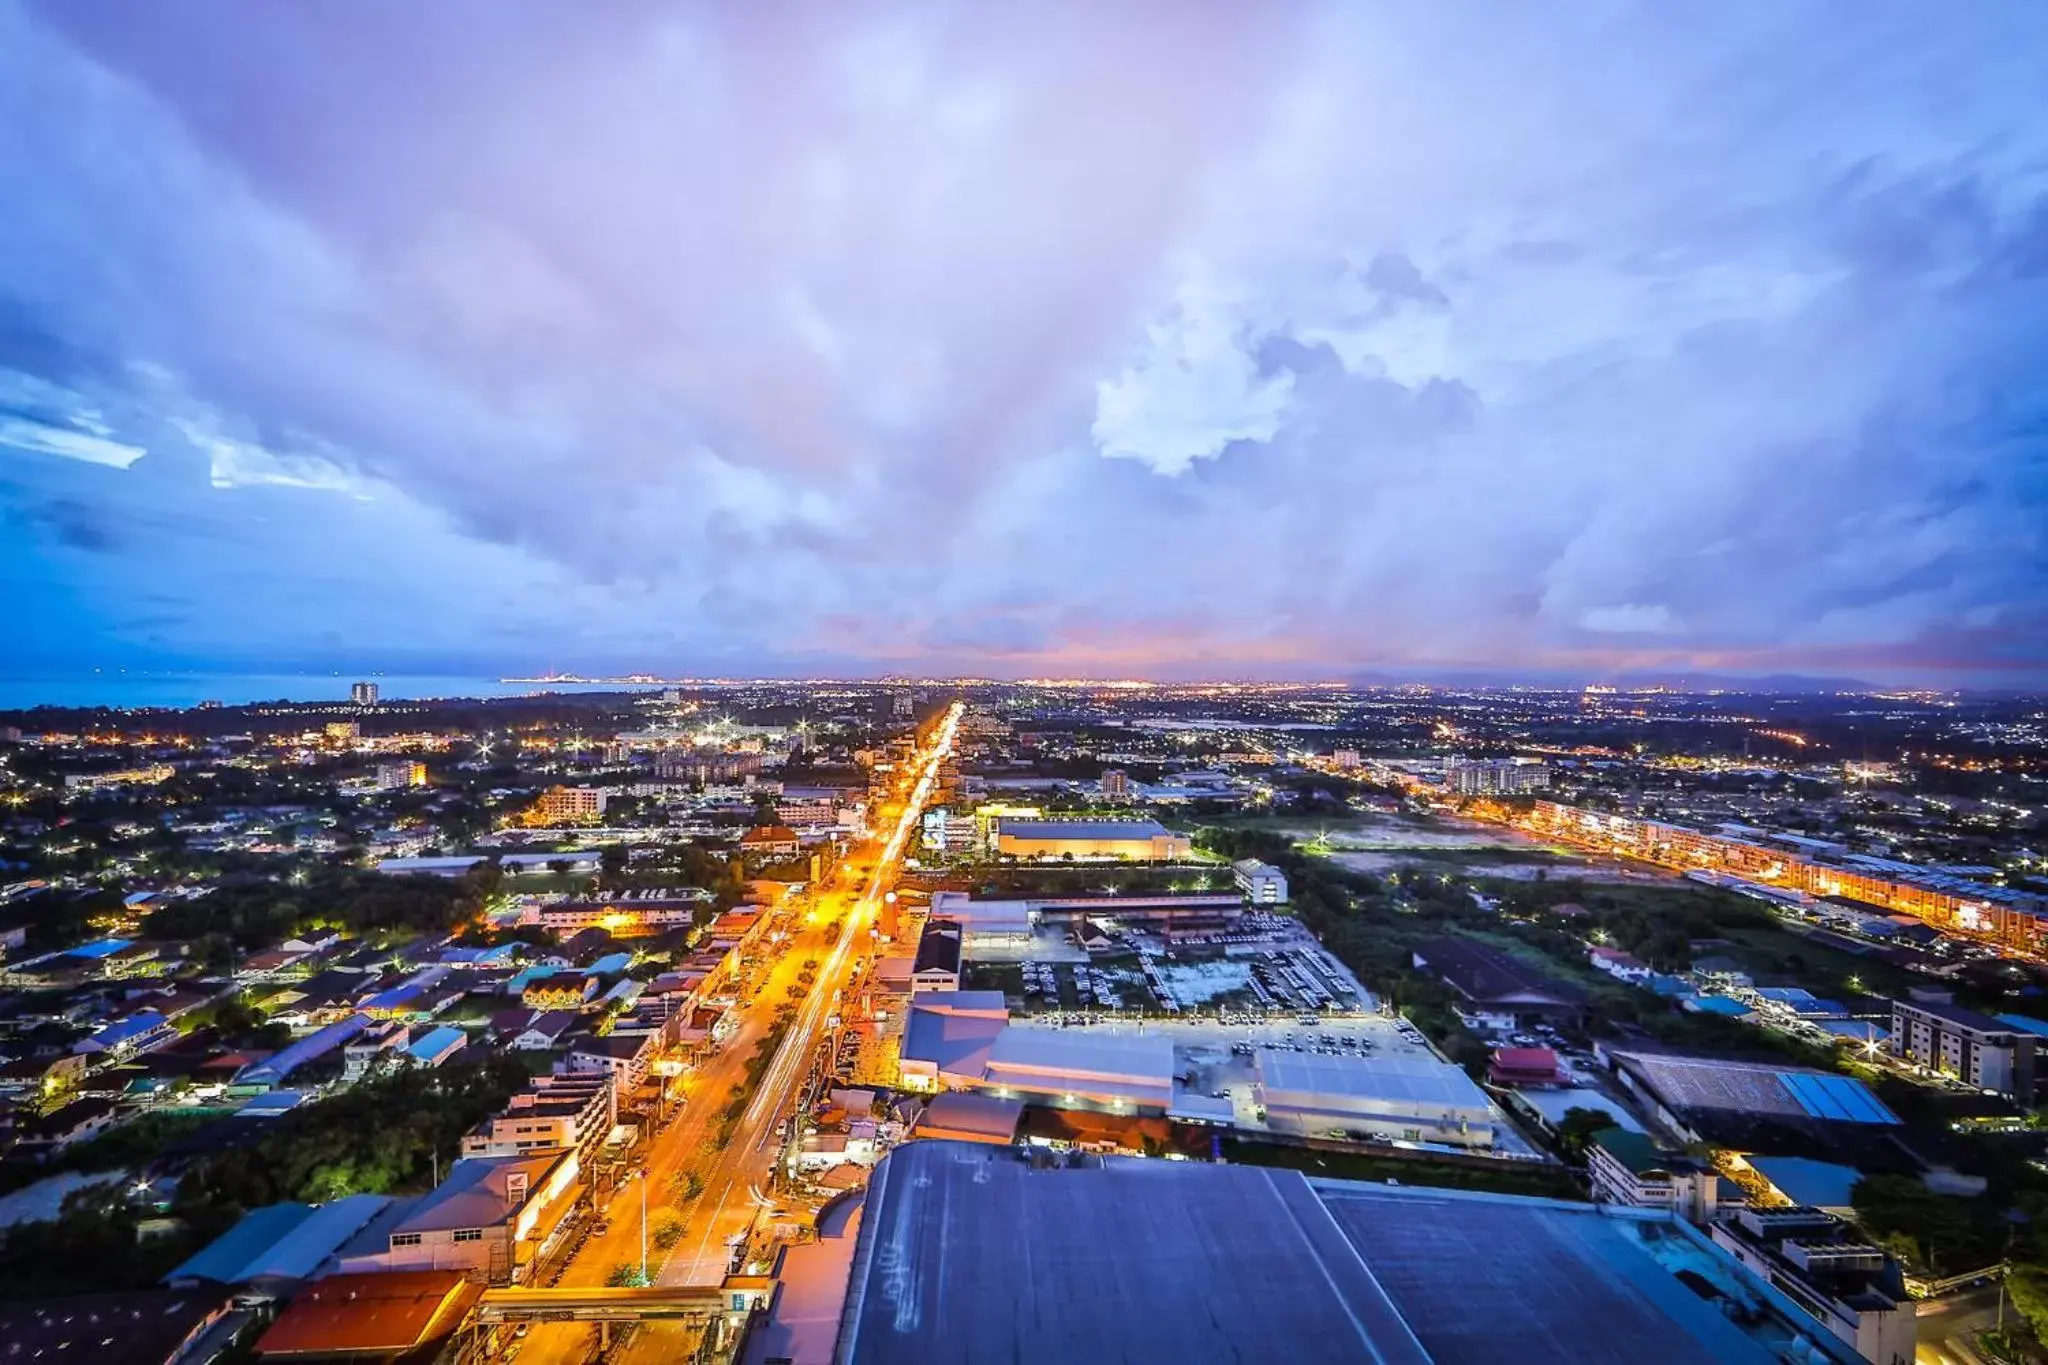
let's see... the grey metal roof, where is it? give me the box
[838,1141,1862,1365]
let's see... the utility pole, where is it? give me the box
[640,1172,649,1285]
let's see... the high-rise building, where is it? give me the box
[350,681,379,706]
[1099,768,1133,801]
[1444,758,1550,796]
[375,759,428,791]
[530,786,608,824]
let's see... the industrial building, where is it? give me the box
[1252,1049,1498,1148]
[994,817,1193,862]
[837,1140,1869,1365]
[926,889,1244,941]
[1890,998,2038,1098]
[1709,1207,1915,1365]
[911,919,964,992]
[1606,1049,1900,1145]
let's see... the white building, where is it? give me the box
[1709,1207,1915,1365]
[1444,758,1551,796]
[375,759,427,790]
[337,1152,579,1285]
[1586,1128,1725,1223]
[1232,859,1289,905]
[462,1072,616,1165]
[1252,1050,1497,1148]
[351,681,380,706]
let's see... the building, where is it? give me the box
[837,1140,1869,1365]
[254,1271,480,1361]
[530,785,607,824]
[342,1019,409,1079]
[1231,859,1289,905]
[560,1032,654,1090]
[1588,945,1654,984]
[898,991,1012,1091]
[1099,769,1133,801]
[739,823,802,858]
[1412,938,1586,1028]
[63,764,176,793]
[0,1292,233,1365]
[166,1196,394,1291]
[537,893,705,936]
[374,759,426,790]
[522,973,598,1011]
[350,681,380,706]
[1890,998,2038,1099]
[994,817,1192,862]
[336,1152,579,1284]
[1605,1050,1900,1145]
[911,919,964,993]
[927,889,1244,937]
[405,1025,467,1068]
[1487,1046,1564,1088]
[1709,1207,1915,1365]
[1587,1128,1725,1224]
[1444,758,1551,796]
[462,1071,615,1164]
[914,1091,1024,1146]
[1252,1050,1497,1148]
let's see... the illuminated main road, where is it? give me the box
[666,699,962,1287]
[516,702,962,1364]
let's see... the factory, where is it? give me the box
[993,817,1193,862]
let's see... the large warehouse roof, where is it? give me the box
[837,1141,1865,1365]
[1255,1050,1491,1111]
[1614,1051,1899,1125]
[997,818,1173,839]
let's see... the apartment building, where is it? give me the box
[1232,859,1289,905]
[1709,1207,1915,1365]
[1891,998,2038,1098]
[460,1072,616,1165]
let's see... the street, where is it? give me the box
[512,702,961,1364]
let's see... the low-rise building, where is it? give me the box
[1891,998,2038,1098]
[1586,1127,1725,1224]
[1413,937,1586,1029]
[461,1071,615,1164]
[560,1032,654,1091]
[336,1152,579,1284]
[1253,1050,1497,1148]
[1710,1206,1914,1365]
[1231,859,1289,905]
[911,919,963,993]
[994,818,1192,862]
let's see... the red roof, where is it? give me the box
[740,824,800,845]
[256,1272,478,1356]
[1491,1046,1559,1071]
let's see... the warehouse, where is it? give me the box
[837,1141,1868,1365]
[994,817,1192,862]
[1253,1050,1498,1148]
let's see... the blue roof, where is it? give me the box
[1779,1071,1899,1125]
[1747,1157,1862,1209]
[166,1196,391,1285]
[407,1025,467,1060]
[237,1013,374,1087]
[167,1203,314,1284]
[1687,996,1755,1018]
[66,937,133,960]
[589,952,633,976]
[1997,1014,2048,1039]
[89,1010,169,1045]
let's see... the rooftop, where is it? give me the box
[0,1291,226,1363]
[255,1270,480,1357]
[1613,1051,1899,1126]
[1255,1050,1493,1112]
[838,1141,1863,1365]
[997,817,1174,839]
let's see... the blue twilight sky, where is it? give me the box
[3,2,2047,687]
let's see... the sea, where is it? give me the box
[0,674,663,712]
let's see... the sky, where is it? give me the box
[3,1,2047,688]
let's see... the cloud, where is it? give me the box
[1,1,2046,681]
[1579,604,1681,636]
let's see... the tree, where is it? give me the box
[1553,1107,1619,1162]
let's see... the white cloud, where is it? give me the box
[1579,603,1682,635]
[0,416,147,468]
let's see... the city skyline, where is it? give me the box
[6,2,2048,690]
